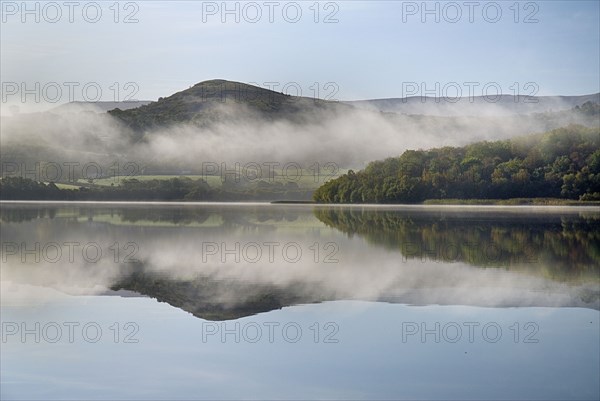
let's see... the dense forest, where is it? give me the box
[313,124,600,203]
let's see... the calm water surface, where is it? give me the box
[1,202,599,400]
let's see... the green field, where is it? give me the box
[80,170,345,190]
[83,175,222,187]
[48,182,82,190]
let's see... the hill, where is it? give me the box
[108,79,353,131]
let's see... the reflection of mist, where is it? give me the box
[1,204,599,319]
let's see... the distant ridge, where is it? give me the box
[51,82,600,118]
[51,100,153,113]
[345,93,600,116]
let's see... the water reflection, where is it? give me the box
[314,207,600,281]
[1,203,599,320]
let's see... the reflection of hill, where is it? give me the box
[314,208,600,282]
[110,268,327,321]
[108,264,599,321]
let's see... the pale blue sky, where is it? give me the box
[1,0,599,107]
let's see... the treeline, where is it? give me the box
[314,125,600,203]
[0,177,313,201]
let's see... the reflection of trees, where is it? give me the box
[314,208,600,281]
[118,208,212,225]
[0,207,56,223]
[117,207,300,226]
[0,205,300,225]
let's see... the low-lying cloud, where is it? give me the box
[1,97,598,176]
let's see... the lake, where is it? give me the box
[1,202,599,400]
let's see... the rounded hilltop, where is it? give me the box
[108,79,350,131]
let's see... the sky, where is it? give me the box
[1,0,599,111]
